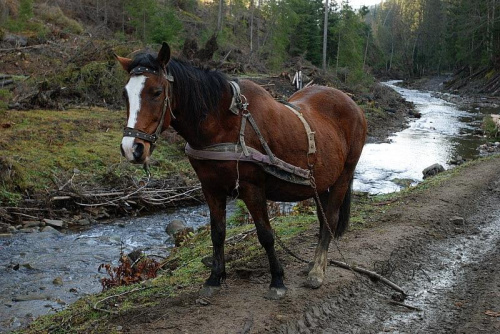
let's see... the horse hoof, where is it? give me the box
[199,285,220,297]
[265,287,287,300]
[305,275,323,289]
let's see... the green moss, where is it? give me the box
[0,108,191,197]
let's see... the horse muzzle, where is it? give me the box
[121,137,149,164]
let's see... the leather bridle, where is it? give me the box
[122,66,174,152]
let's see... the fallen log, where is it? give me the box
[0,79,14,87]
[329,259,407,296]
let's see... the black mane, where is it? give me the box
[130,52,229,126]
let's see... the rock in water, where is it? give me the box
[422,163,445,179]
[43,219,64,228]
[165,219,187,236]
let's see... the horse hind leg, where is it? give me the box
[307,177,353,289]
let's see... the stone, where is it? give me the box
[22,221,41,228]
[18,228,37,233]
[12,294,50,302]
[3,33,27,47]
[76,218,91,226]
[165,219,187,236]
[40,226,60,234]
[52,277,63,286]
[449,216,465,225]
[0,223,11,233]
[43,219,64,228]
[422,163,445,179]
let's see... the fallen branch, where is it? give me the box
[329,259,407,296]
[304,80,314,88]
[388,299,422,311]
[0,44,50,52]
[93,286,149,314]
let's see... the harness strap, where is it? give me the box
[229,80,248,115]
[122,66,174,147]
[123,127,157,143]
[185,143,311,181]
[239,114,249,156]
[283,105,317,155]
[245,113,277,164]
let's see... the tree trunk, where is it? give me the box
[363,30,369,71]
[322,0,329,72]
[250,0,254,52]
[257,0,262,50]
[336,27,341,76]
[217,0,224,34]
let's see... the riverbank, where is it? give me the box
[20,154,500,333]
[0,76,413,230]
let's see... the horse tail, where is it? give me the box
[335,177,353,239]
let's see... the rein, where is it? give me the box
[122,66,175,151]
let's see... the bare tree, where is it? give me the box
[322,0,330,72]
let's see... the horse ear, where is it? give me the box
[114,54,132,72]
[157,42,171,68]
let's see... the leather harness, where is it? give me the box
[122,67,317,185]
[122,66,174,152]
[185,81,316,185]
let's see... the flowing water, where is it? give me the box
[0,81,495,332]
[354,80,488,194]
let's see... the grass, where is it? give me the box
[0,107,190,205]
[0,88,12,112]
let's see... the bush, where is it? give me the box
[0,89,12,112]
[37,3,84,34]
[483,115,499,138]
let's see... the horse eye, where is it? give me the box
[153,90,162,98]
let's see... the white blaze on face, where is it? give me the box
[121,75,147,161]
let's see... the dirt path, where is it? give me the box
[105,155,500,333]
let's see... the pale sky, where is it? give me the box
[348,0,384,9]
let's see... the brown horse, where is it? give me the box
[115,43,367,299]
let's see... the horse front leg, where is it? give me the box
[200,188,227,297]
[240,184,286,299]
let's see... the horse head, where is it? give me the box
[115,42,174,164]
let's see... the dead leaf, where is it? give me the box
[1,122,14,128]
[485,310,500,317]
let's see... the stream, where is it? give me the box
[0,81,494,332]
[354,80,489,194]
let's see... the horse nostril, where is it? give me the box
[120,145,125,157]
[132,143,144,161]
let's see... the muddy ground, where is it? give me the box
[102,155,500,333]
